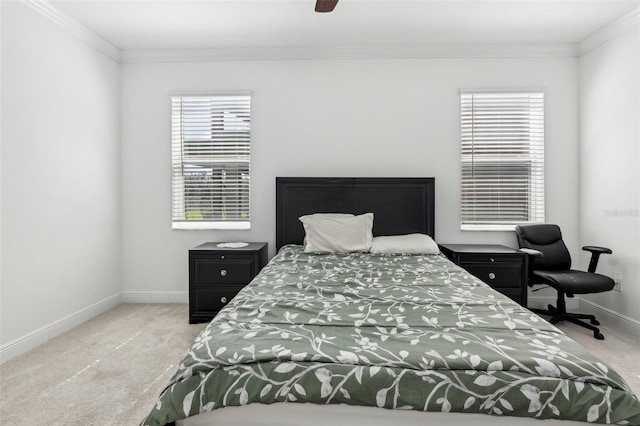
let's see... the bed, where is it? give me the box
[141,177,640,426]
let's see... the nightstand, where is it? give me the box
[189,242,268,323]
[439,243,528,307]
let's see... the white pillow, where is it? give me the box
[299,213,374,253]
[370,233,440,254]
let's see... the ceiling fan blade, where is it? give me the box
[315,0,339,13]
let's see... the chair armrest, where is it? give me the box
[582,246,612,255]
[518,248,543,287]
[519,248,543,258]
[582,246,612,273]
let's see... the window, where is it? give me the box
[460,91,544,230]
[171,94,251,229]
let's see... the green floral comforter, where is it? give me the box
[142,246,640,426]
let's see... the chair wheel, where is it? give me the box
[594,331,604,340]
[591,319,600,326]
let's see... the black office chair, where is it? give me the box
[515,224,614,340]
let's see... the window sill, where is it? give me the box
[173,221,251,230]
[461,224,519,232]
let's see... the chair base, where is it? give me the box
[530,298,605,340]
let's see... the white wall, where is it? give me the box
[0,0,635,359]
[0,2,121,354]
[120,57,579,299]
[579,21,640,323]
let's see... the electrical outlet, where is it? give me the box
[613,272,622,292]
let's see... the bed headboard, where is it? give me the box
[276,177,435,250]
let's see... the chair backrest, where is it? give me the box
[515,224,572,271]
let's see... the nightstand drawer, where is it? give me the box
[462,263,522,289]
[458,254,518,264]
[192,256,256,285]
[189,242,268,323]
[494,287,522,302]
[438,243,527,307]
[192,285,242,314]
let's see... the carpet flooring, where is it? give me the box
[0,303,638,425]
[0,304,205,426]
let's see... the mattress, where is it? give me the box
[175,403,589,426]
[142,246,640,426]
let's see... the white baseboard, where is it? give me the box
[0,293,122,364]
[122,291,188,304]
[579,298,640,338]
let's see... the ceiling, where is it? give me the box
[48,0,640,51]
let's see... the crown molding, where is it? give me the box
[21,0,582,64]
[120,43,577,63]
[22,0,121,62]
[578,7,640,56]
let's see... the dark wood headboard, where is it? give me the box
[276,177,435,250]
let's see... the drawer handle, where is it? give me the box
[488,272,496,280]
[220,269,227,277]
[221,297,228,304]
[490,258,495,262]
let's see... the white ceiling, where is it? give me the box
[49,0,640,51]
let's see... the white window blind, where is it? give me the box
[171,95,251,230]
[460,92,544,230]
